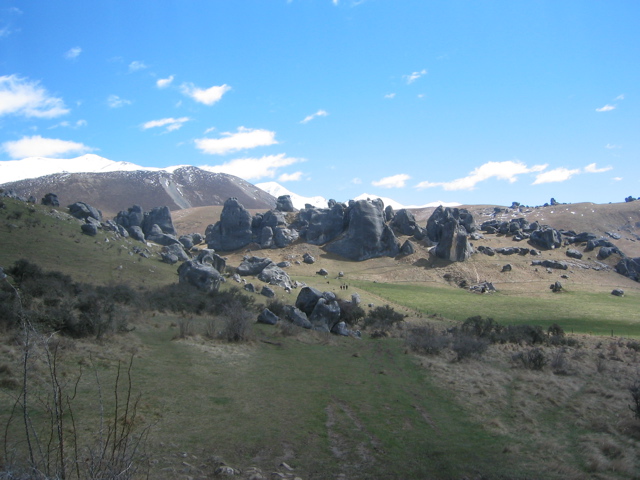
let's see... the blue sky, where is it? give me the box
[0,0,638,206]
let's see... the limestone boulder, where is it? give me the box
[206,198,253,251]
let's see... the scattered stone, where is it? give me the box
[257,308,279,325]
[275,195,295,212]
[80,223,98,236]
[260,285,276,298]
[532,259,568,270]
[244,283,255,293]
[400,239,415,256]
[41,193,60,207]
[302,253,315,264]
[550,281,563,292]
[258,263,292,289]
[611,288,625,297]
[237,256,273,276]
[501,264,512,272]
[316,268,329,276]
[566,248,583,260]
[178,260,223,292]
[68,201,102,222]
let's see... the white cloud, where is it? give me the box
[404,69,427,84]
[613,177,623,181]
[596,104,615,112]
[532,167,581,185]
[584,163,612,174]
[64,46,82,60]
[106,95,131,108]
[203,154,304,180]
[181,82,231,105]
[142,117,190,132]
[0,75,69,118]
[278,171,303,182]
[416,160,547,191]
[384,93,396,99]
[372,173,411,188]
[156,75,174,88]
[195,127,277,155]
[2,135,94,159]
[48,119,87,129]
[300,109,328,124]
[128,60,148,72]
[605,143,621,149]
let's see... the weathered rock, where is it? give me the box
[400,239,415,256]
[598,246,623,260]
[502,264,512,272]
[295,286,324,315]
[161,253,179,264]
[260,285,276,298]
[316,268,329,276]
[179,235,195,250]
[326,199,399,261]
[384,205,395,222]
[529,227,562,250]
[426,206,475,243]
[570,232,597,244]
[298,203,346,245]
[195,249,226,273]
[532,260,568,270]
[477,245,495,256]
[142,206,177,237]
[586,238,614,252]
[351,293,361,305]
[80,223,98,236]
[308,295,341,332]
[162,243,189,262]
[177,260,223,292]
[566,248,583,260]
[277,261,291,268]
[244,283,255,293]
[550,281,563,292]
[68,202,102,222]
[273,227,299,248]
[284,305,312,329]
[258,263,292,289]
[390,209,420,236]
[41,193,60,207]
[426,206,475,262]
[615,257,640,282]
[146,224,181,246]
[275,195,295,212]
[302,253,315,264]
[128,226,145,242]
[260,210,287,229]
[206,198,253,251]
[237,256,273,276]
[611,288,625,297]
[331,321,350,336]
[260,226,274,249]
[257,308,279,325]
[606,231,622,240]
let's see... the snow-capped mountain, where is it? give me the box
[353,193,461,210]
[0,154,159,184]
[256,181,328,210]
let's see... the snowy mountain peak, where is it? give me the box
[255,181,328,210]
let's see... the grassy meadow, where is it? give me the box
[1,197,640,479]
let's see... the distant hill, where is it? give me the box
[1,167,276,217]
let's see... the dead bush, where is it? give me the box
[451,334,489,361]
[219,302,253,343]
[405,325,449,355]
[513,347,547,370]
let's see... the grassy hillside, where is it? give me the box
[2,196,640,479]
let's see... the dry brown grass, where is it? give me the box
[412,331,640,478]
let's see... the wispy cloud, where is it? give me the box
[0,75,69,118]
[613,177,623,181]
[372,173,411,188]
[278,171,303,182]
[203,154,304,180]
[583,163,612,174]
[615,94,625,101]
[64,46,82,60]
[596,104,615,112]
[384,93,396,99]
[106,94,131,108]
[195,127,277,155]
[351,177,362,185]
[128,60,148,72]
[300,109,328,124]
[416,160,547,191]
[404,69,427,84]
[142,117,190,133]
[532,167,581,185]
[156,75,174,88]
[1,135,94,159]
[48,119,87,130]
[605,143,621,149]
[181,82,231,106]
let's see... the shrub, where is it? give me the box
[406,325,449,355]
[452,334,489,361]
[547,323,565,337]
[219,301,253,342]
[513,347,547,370]
[497,324,546,345]
[266,298,287,317]
[337,298,365,326]
[461,315,501,338]
[363,305,404,333]
[550,348,568,374]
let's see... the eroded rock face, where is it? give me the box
[390,209,421,237]
[142,206,177,237]
[425,206,475,262]
[529,227,562,250]
[276,195,295,212]
[325,199,399,261]
[426,206,475,243]
[616,257,640,282]
[206,198,253,251]
[297,203,347,245]
[257,263,292,289]
[177,260,223,292]
[41,193,60,207]
[68,202,102,222]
